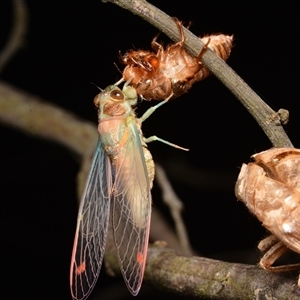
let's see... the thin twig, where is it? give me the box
[155,163,193,255]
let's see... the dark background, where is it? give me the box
[1,1,299,299]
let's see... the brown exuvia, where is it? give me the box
[235,148,300,286]
[121,18,233,101]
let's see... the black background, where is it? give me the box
[1,1,299,299]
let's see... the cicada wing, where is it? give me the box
[112,123,151,296]
[70,140,112,300]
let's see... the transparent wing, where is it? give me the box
[70,140,112,300]
[112,123,151,296]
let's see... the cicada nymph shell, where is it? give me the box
[235,148,300,285]
[121,18,233,100]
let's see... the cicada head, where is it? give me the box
[93,85,116,108]
[94,85,130,119]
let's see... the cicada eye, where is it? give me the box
[110,89,124,101]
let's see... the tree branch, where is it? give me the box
[105,242,300,299]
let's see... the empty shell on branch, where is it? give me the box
[121,18,233,101]
[235,148,300,254]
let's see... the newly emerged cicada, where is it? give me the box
[121,18,233,100]
[70,81,187,300]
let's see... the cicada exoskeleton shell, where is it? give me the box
[121,18,233,100]
[235,148,300,253]
[235,148,300,285]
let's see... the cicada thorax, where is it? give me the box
[95,86,131,154]
[121,18,233,101]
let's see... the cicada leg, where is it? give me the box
[139,92,189,151]
[139,92,173,122]
[259,239,300,272]
[144,136,189,151]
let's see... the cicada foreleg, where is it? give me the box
[139,92,173,122]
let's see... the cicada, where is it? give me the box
[70,81,186,300]
[121,18,233,100]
